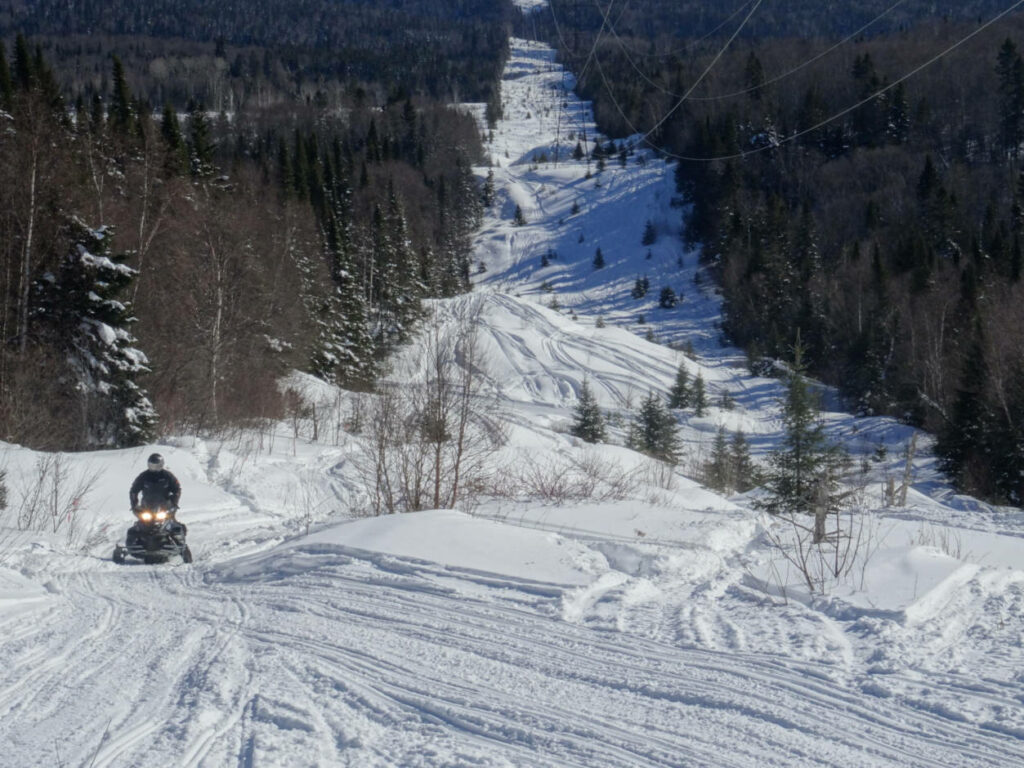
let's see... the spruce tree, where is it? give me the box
[642,219,656,246]
[109,56,134,134]
[593,247,605,269]
[704,426,732,492]
[186,101,215,177]
[0,42,12,111]
[668,362,691,409]
[629,392,680,464]
[34,220,157,446]
[755,340,845,541]
[160,103,188,175]
[482,169,495,207]
[997,38,1024,157]
[570,379,606,443]
[730,430,757,492]
[513,204,526,226]
[692,372,708,416]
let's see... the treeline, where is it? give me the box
[0,30,490,450]
[1,0,513,110]
[537,1,1014,43]
[540,4,1024,504]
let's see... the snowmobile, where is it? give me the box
[112,506,193,564]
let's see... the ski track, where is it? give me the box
[3,550,1022,767]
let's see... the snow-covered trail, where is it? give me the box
[4,543,1022,767]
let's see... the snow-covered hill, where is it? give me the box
[1,30,1022,768]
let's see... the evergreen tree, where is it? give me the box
[668,362,691,409]
[658,286,678,308]
[109,56,134,135]
[593,247,605,269]
[570,379,606,443]
[186,101,215,177]
[513,204,526,226]
[730,430,757,492]
[692,372,707,416]
[159,103,188,174]
[997,38,1024,157]
[937,323,994,495]
[755,340,846,541]
[482,169,495,207]
[0,42,12,111]
[13,34,33,92]
[629,391,680,464]
[744,52,766,101]
[33,220,157,446]
[642,219,656,246]
[704,426,732,492]
[630,276,647,299]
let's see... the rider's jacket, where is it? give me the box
[129,469,181,511]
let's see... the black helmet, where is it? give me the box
[147,453,165,471]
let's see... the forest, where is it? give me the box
[0,0,513,451]
[537,0,1024,504]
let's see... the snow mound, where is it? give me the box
[214,510,605,587]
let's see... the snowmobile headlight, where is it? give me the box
[139,510,154,522]
[155,510,168,521]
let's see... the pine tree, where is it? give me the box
[482,169,495,207]
[668,362,691,409]
[186,101,215,177]
[997,38,1024,157]
[0,42,13,111]
[658,286,678,308]
[33,219,157,446]
[642,219,656,246]
[937,323,993,495]
[513,204,526,226]
[571,379,606,443]
[109,56,134,135]
[593,247,605,269]
[704,426,732,492]
[692,372,707,416]
[159,103,188,174]
[730,430,757,492]
[755,339,846,541]
[629,391,680,464]
[631,276,646,299]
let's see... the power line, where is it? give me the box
[601,0,911,102]
[562,0,1024,162]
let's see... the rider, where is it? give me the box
[129,452,182,521]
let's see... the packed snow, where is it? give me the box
[1,25,1023,768]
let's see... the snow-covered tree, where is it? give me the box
[33,219,156,446]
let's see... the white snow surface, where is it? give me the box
[1,35,1023,768]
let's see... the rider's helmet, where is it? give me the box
[147,453,165,471]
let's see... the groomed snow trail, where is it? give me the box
[2,543,1021,767]
[2,25,1024,768]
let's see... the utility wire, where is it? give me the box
[562,0,1024,162]
[601,0,911,102]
